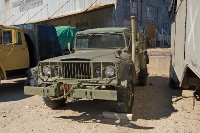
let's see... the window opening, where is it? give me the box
[3,30,12,45]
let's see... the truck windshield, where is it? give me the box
[3,30,12,45]
[76,33,125,49]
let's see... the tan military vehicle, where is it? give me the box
[0,24,62,81]
[24,16,149,113]
[0,25,29,80]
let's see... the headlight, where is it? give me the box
[43,65,51,76]
[105,66,115,77]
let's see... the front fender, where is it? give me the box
[118,63,131,81]
[118,63,137,85]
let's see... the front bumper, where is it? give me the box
[24,84,117,101]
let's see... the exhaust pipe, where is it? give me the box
[131,16,136,62]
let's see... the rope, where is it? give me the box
[85,0,98,12]
[4,44,14,61]
[25,4,47,24]
[48,0,71,19]
[3,15,14,24]
[11,10,29,25]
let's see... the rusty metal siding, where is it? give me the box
[0,0,172,37]
[185,0,200,77]
[0,0,117,25]
[44,6,115,29]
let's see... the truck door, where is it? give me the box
[1,29,29,71]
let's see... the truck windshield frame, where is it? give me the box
[75,33,126,49]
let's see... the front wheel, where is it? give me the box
[115,77,134,113]
[43,97,66,109]
[138,68,147,86]
[24,78,30,86]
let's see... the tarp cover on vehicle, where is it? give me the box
[56,26,78,51]
[15,24,62,67]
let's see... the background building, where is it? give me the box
[0,0,172,47]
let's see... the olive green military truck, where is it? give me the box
[24,16,149,113]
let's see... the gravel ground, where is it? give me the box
[0,48,199,133]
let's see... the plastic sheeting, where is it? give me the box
[16,24,62,67]
[56,26,78,50]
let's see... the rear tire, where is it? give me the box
[43,97,66,109]
[138,68,147,86]
[115,77,134,113]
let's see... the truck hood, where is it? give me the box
[43,49,130,62]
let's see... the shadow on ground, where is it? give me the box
[55,100,154,130]
[0,79,31,102]
[53,76,182,130]
[132,76,182,121]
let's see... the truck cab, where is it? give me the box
[0,25,29,80]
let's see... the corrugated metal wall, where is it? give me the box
[42,6,115,29]
[130,0,171,35]
[0,0,117,25]
[0,0,171,35]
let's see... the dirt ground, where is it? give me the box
[0,48,199,133]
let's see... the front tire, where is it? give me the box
[43,97,66,109]
[115,77,134,113]
[24,78,30,86]
[138,68,147,86]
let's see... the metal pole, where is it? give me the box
[131,16,136,62]
[140,0,143,26]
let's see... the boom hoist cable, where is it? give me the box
[11,10,29,25]
[3,15,14,24]
[48,0,71,19]
[25,5,48,24]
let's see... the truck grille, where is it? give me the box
[62,62,91,79]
